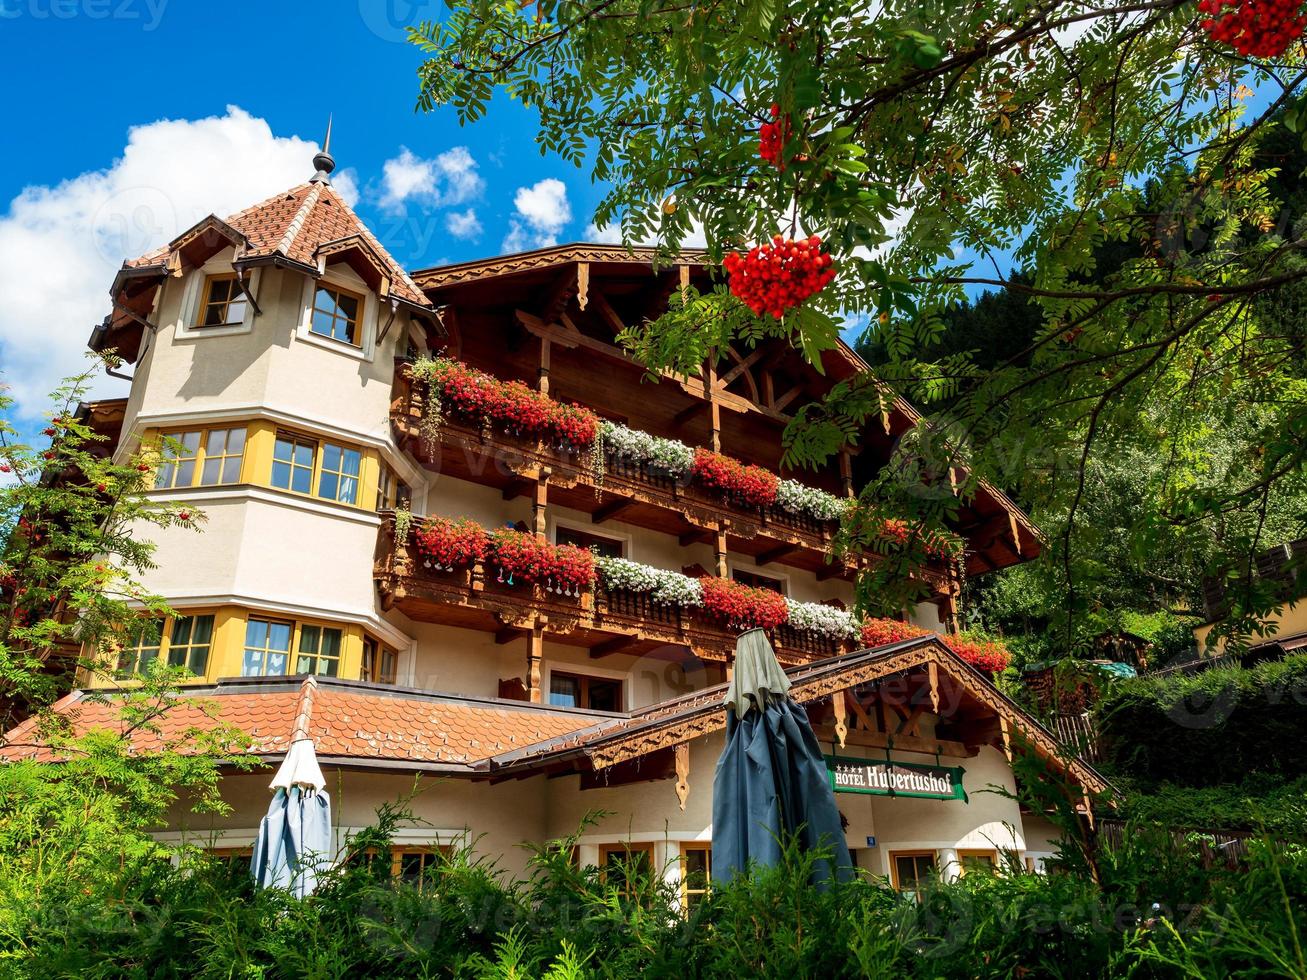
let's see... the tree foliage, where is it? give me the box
[0,355,198,726]
[411,0,1307,633]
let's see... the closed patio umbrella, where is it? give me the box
[712,628,852,884]
[251,736,332,897]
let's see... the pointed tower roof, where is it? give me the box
[93,140,432,361]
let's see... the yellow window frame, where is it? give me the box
[267,429,374,510]
[957,849,999,876]
[236,613,364,680]
[679,843,711,911]
[117,613,216,678]
[890,849,938,900]
[154,425,248,490]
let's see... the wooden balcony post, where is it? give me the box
[538,335,552,395]
[533,467,551,536]
[527,618,545,704]
[839,449,855,498]
[714,524,728,578]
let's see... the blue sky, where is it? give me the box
[0,1,622,423]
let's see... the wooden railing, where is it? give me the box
[388,365,859,575]
[374,516,852,665]
[1096,819,1270,870]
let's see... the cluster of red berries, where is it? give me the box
[1199,0,1307,57]
[723,235,836,319]
[758,104,791,169]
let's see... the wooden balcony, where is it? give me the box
[390,364,878,583]
[374,516,852,666]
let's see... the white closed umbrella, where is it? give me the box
[252,681,332,897]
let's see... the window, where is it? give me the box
[271,431,366,507]
[376,465,411,512]
[198,274,249,326]
[549,671,622,712]
[599,842,655,896]
[310,284,363,345]
[361,638,398,685]
[154,430,202,489]
[891,850,937,903]
[393,847,448,891]
[272,433,317,495]
[118,620,164,675]
[155,427,246,490]
[117,615,214,677]
[958,850,998,876]
[680,844,711,911]
[732,568,787,595]
[295,624,342,677]
[200,428,246,485]
[166,614,214,675]
[555,526,625,558]
[317,443,362,505]
[207,847,253,875]
[242,618,293,676]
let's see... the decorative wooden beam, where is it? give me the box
[715,526,729,578]
[533,468,551,536]
[812,724,974,759]
[577,262,590,311]
[537,335,552,395]
[757,542,801,566]
[928,661,940,713]
[772,383,807,413]
[999,716,1013,763]
[593,498,635,523]
[832,692,848,748]
[674,742,690,810]
[540,265,582,323]
[839,450,855,498]
[590,635,637,659]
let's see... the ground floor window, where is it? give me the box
[599,842,655,896]
[891,850,937,902]
[348,844,450,892]
[680,843,712,910]
[206,847,253,876]
[958,849,998,875]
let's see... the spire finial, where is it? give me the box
[310,114,335,183]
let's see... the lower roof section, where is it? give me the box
[0,638,1109,794]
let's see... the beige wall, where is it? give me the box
[1195,598,1306,654]
[165,740,1049,888]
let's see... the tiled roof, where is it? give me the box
[124,182,430,308]
[0,678,599,770]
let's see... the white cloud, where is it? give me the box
[584,216,709,248]
[0,105,338,417]
[378,146,483,213]
[445,208,483,240]
[502,178,571,252]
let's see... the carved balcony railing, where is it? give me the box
[389,365,864,580]
[374,516,852,666]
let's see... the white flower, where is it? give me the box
[776,479,848,522]
[600,422,694,477]
[596,556,703,607]
[784,599,860,640]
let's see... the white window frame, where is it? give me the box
[176,253,260,340]
[549,515,632,558]
[297,264,377,362]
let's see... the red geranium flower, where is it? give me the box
[690,449,779,508]
[700,576,789,631]
[413,516,489,570]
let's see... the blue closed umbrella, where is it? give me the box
[712,629,853,885]
[252,737,332,897]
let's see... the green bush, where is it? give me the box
[1096,653,1307,787]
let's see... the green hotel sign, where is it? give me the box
[825,755,967,802]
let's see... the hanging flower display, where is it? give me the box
[595,556,704,607]
[699,576,789,631]
[690,449,779,508]
[411,356,601,450]
[600,421,696,478]
[412,516,488,571]
[776,480,848,522]
[859,618,933,648]
[488,527,595,595]
[948,636,1012,674]
[784,599,860,641]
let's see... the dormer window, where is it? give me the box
[310,284,362,345]
[199,273,249,326]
